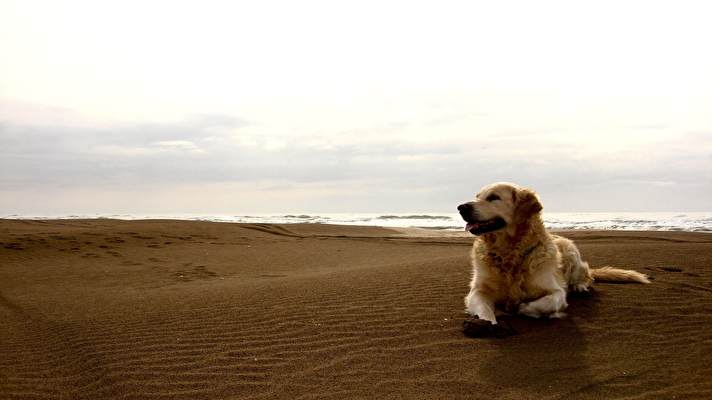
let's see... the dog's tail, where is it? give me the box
[591,266,650,284]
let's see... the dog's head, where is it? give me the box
[457,182,543,236]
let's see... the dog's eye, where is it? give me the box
[486,194,501,202]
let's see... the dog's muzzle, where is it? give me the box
[458,203,475,219]
[457,202,506,235]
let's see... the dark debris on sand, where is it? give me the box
[462,317,517,338]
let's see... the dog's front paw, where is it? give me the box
[519,303,568,319]
[518,302,542,318]
[572,283,590,292]
[548,311,567,319]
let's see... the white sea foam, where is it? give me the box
[3,212,712,232]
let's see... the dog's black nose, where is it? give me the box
[458,203,472,213]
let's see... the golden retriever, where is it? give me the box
[458,182,649,324]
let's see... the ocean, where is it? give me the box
[5,212,712,232]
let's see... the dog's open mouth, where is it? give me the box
[465,217,506,235]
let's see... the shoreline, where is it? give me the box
[2,216,711,235]
[3,212,711,234]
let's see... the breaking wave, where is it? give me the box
[4,212,711,232]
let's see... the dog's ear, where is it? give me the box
[513,188,543,223]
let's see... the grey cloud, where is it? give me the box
[1,115,711,212]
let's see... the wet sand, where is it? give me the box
[1,219,711,399]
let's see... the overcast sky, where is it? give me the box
[1,0,711,214]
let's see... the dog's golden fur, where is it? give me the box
[460,182,649,324]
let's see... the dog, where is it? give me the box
[458,182,649,324]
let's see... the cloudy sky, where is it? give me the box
[1,0,711,215]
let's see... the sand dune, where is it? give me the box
[1,219,711,399]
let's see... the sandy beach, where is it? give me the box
[1,219,711,399]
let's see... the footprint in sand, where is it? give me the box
[644,266,703,280]
[132,235,155,240]
[193,265,218,277]
[50,235,75,241]
[646,266,684,273]
[173,265,219,281]
[3,243,24,250]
